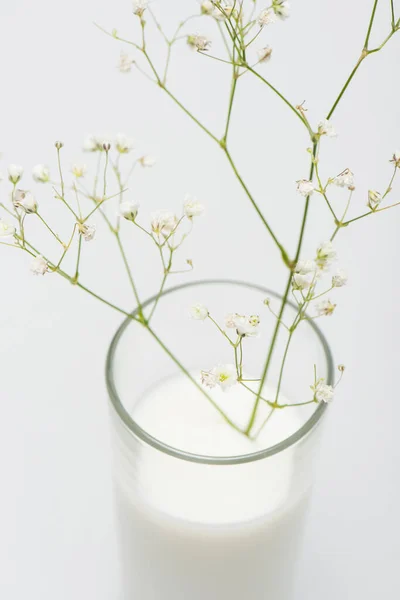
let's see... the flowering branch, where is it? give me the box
[2,0,400,442]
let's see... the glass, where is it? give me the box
[106,280,334,600]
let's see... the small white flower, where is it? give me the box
[78,223,96,242]
[293,259,318,290]
[83,135,105,152]
[190,303,209,320]
[316,299,336,317]
[295,259,317,275]
[8,164,23,184]
[71,164,87,178]
[0,220,16,237]
[316,241,336,270]
[272,0,290,19]
[119,200,139,221]
[258,8,276,26]
[311,379,334,403]
[115,133,134,154]
[317,119,337,138]
[225,313,237,328]
[32,164,50,183]
[183,195,205,218]
[292,273,313,291]
[138,155,156,168]
[213,364,237,391]
[13,189,38,213]
[332,269,348,288]
[133,0,148,16]
[297,179,315,197]
[333,168,355,189]
[188,34,212,52]
[31,255,48,276]
[231,314,261,337]
[201,369,218,389]
[368,189,382,211]
[257,46,273,63]
[200,1,214,15]
[151,210,178,237]
[390,150,400,168]
[118,52,134,73]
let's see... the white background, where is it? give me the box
[0,0,399,598]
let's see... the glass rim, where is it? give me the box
[105,279,334,466]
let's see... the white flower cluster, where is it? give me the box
[293,241,347,318]
[190,304,209,320]
[77,223,96,242]
[333,168,355,189]
[83,134,135,154]
[258,1,290,26]
[317,119,337,138]
[8,164,23,184]
[257,47,273,63]
[296,179,315,197]
[311,378,334,403]
[151,210,178,236]
[31,255,49,276]
[225,313,261,337]
[13,189,38,214]
[32,165,50,183]
[133,0,148,17]
[201,364,237,391]
[187,34,212,52]
[118,52,134,73]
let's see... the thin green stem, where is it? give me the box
[223,148,291,267]
[244,64,313,136]
[53,225,77,270]
[162,86,219,144]
[216,20,233,59]
[0,241,20,249]
[57,147,65,201]
[36,213,65,246]
[326,0,395,119]
[83,190,125,223]
[246,142,319,436]
[208,315,235,345]
[75,281,132,318]
[295,142,319,262]
[364,0,379,49]
[244,274,292,435]
[115,233,144,320]
[147,249,172,323]
[73,234,82,283]
[0,203,18,220]
[93,153,102,198]
[53,186,79,220]
[223,50,238,142]
[343,200,400,225]
[240,382,274,407]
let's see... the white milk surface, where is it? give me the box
[113,374,312,600]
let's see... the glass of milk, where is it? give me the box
[106,280,334,600]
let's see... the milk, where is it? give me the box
[111,373,317,600]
